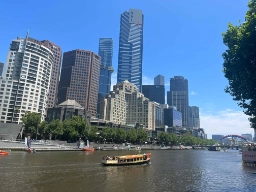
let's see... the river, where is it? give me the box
[0,149,256,192]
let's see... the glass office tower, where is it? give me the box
[117,8,144,91]
[97,38,114,118]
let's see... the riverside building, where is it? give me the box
[117,9,144,91]
[58,49,100,117]
[0,35,54,123]
[102,80,156,130]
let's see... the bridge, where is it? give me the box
[192,134,250,150]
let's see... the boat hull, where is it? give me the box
[102,159,150,166]
[242,151,256,164]
[82,148,94,152]
[0,151,8,155]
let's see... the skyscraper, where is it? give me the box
[41,40,62,108]
[0,35,54,123]
[58,49,100,117]
[154,74,164,85]
[142,85,165,104]
[97,38,114,118]
[188,106,200,129]
[117,8,144,91]
[167,76,189,128]
[0,62,4,76]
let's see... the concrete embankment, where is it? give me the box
[0,140,193,151]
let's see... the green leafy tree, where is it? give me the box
[222,0,256,125]
[88,126,98,141]
[136,128,148,143]
[45,119,63,140]
[21,112,41,137]
[126,128,137,143]
[63,119,78,141]
[38,121,48,139]
[115,128,126,143]
[70,116,89,138]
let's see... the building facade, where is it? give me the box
[58,49,100,117]
[142,85,165,104]
[154,74,164,85]
[241,134,253,141]
[40,40,62,108]
[97,38,114,118]
[153,102,163,129]
[0,62,4,76]
[163,106,182,127]
[103,80,155,130]
[117,9,144,91]
[167,76,189,128]
[188,106,200,129]
[0,35,54,123]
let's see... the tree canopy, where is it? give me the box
[222,0,256,124]
[21,112,41,135]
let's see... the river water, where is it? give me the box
[0,149,256,192]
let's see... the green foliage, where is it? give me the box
[45,119,63,140]
[21,112,41,136]
[136,128,148,142]
[126,128,137,143]
[88,126,98,141]
[222,0,256,123]
[63,119,78,140]
[115,128,127,143]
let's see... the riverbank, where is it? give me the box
[0,140,193,151]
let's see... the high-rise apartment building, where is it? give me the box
[142,85,165,104]
[167,76,189,128]
[154,74,164,85]
[0,62,4,76]
[117,9,144,91]
[58,49,100,117]
[97,38,114,118]
[188,106,200,129]
[0,35,54,123]
[41,40,62,108]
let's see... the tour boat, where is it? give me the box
[102,153,151,166]
[82,140,94,152]
[241,143,256,165]
[0,150,8,155]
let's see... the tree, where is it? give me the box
[136,128,148,143]
[126,128,137,143]
[222,0,256,126]
[115,128,126,143]
[45,119,63,140]
[88,126,98,141]
[38,121,48,139]
[21,112,41,137]
[63,119,78,141]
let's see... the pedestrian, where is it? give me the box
[77,139,80,149]
[27,135,32,149]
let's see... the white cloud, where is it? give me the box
[190,91,198,95]
[200,109,253,139]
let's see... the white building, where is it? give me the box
[0,35,53,123]
[103,80,155,130]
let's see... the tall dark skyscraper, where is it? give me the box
[142,85,165,104]
[97,38,114,118]
[58,49,100,117]
[0,62,3,76]
[167,76,189,128]
[117,8,144,91]
[154,74,164,85]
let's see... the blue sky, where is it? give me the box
[0,0,253,138]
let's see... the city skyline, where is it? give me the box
[0,0,252,138]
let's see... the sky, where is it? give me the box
[0,0,253,138]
